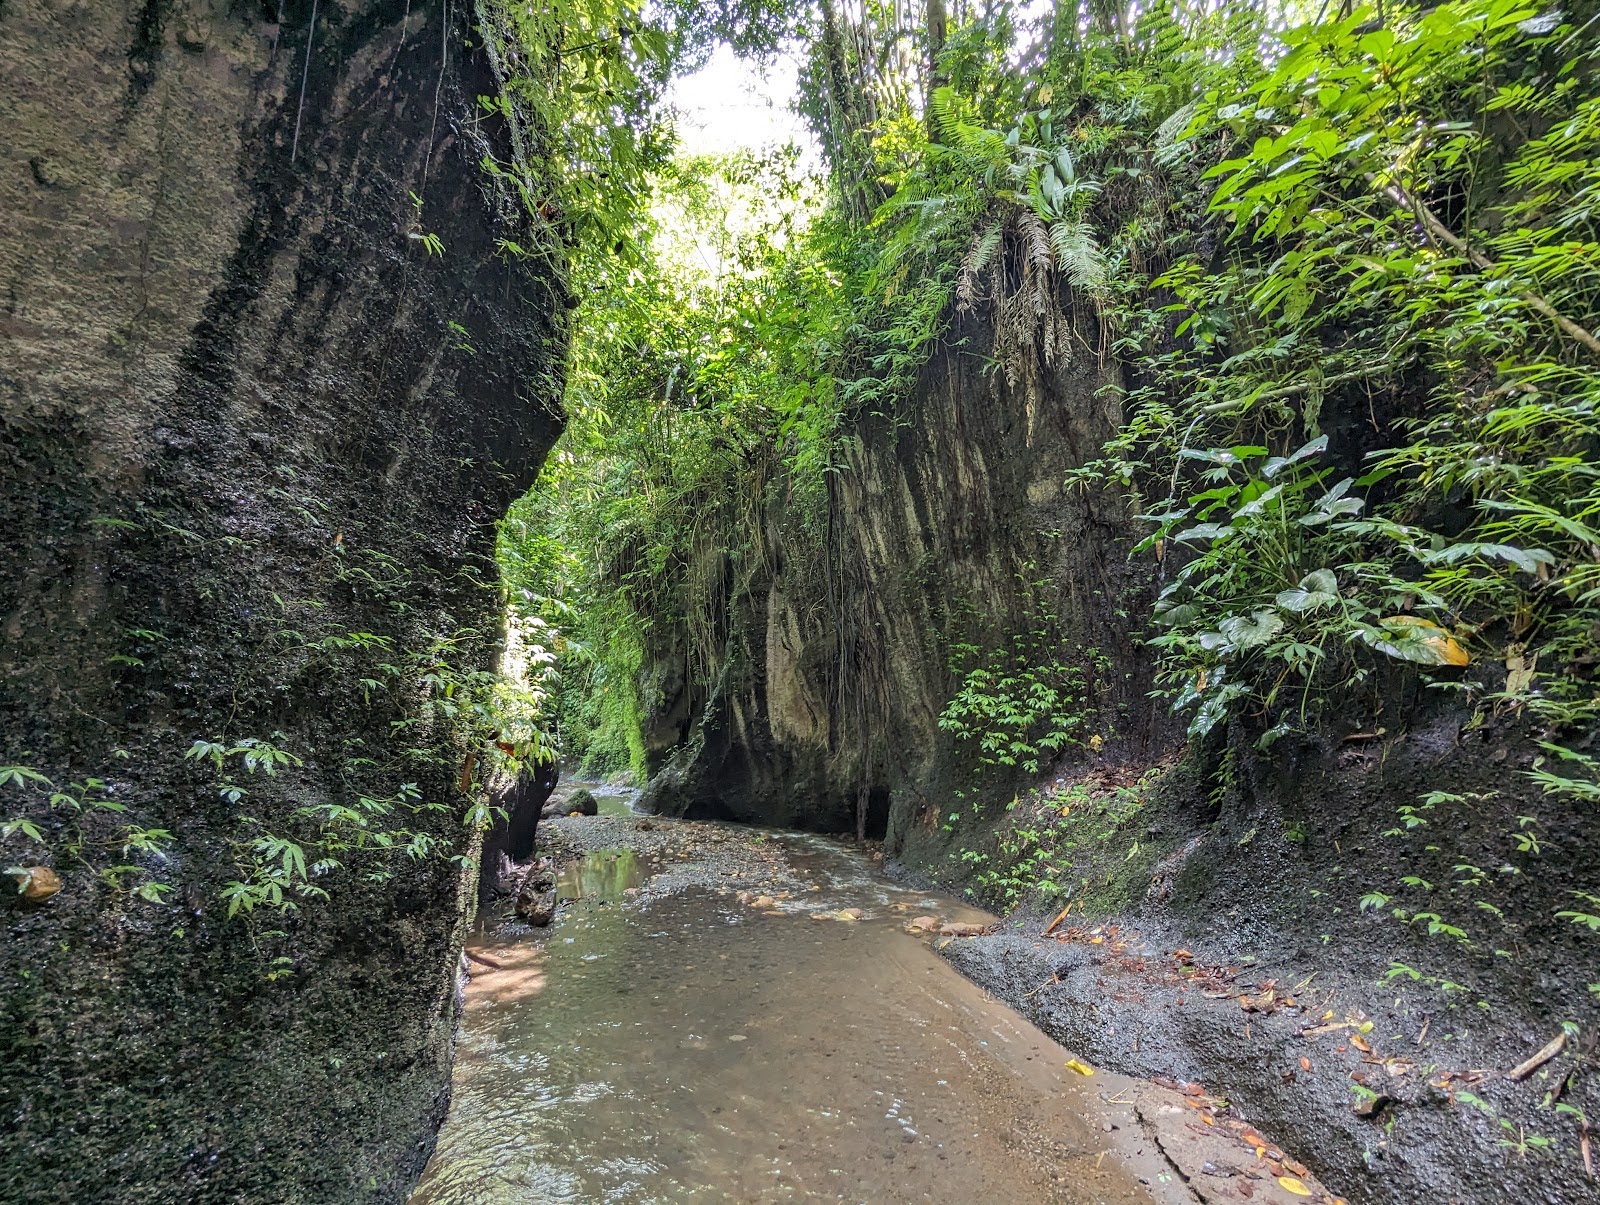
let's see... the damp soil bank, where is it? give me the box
[415,813,1340,1204]
[910,741,1599,1205]
[942,911,1597,1205]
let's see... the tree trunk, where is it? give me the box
[926,0,948,141]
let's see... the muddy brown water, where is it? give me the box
[413,829,1198,1204]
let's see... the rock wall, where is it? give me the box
[640,312,1170,844]
[634,297,1595,995]
[0,1,563,1199]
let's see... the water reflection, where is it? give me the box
[556,848,642,901]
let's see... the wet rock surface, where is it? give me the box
[421,815,1340,1204]
[543,786,600,818]
[0,0,564,1197]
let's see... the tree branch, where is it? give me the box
[1199,362,1406,415]
[1372,178,1600,360]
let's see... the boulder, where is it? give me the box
[544,787,599,818]
[516,871,558,926]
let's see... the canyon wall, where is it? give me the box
[639,311,1170,843]
[0,0,563,1198]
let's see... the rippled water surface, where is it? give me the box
[412,829,1171,1204]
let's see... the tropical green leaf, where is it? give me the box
[1274,569,1339,613]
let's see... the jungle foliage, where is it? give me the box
[508,0,1600,823]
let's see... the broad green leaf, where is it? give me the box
[1358,618,1471,667]
[1220,610,1285,648]
[1276,569,1339,612]
[1262,435,1329,478]
[1175,523,1235,542]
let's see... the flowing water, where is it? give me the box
[412,827,1191,1204]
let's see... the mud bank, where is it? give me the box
[942,906,1595,1205]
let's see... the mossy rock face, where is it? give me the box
[635,311,1165,839]
[0,1,564,1199]
[566,788,600,816]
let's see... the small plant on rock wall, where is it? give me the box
[938,635,1103,774]
[188,620,561,920]
[959,770,1163,910]
[0,764,174,903]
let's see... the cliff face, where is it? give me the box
[0,1,563,1199]
[635,295,1595,998]
[640,313,1169,847]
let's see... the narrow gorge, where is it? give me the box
[3,0,1598,1202]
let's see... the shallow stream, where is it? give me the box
[412,825,1193,1204]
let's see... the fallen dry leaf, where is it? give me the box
[1505,643,1537,695]
[1239,988,1279,1013]
[1064,1058,1094,1076]
[1277,1175,1312,1197]
[13,866,61,901]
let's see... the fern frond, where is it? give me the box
[1049,218,1108,297]
[956,221,1004,313]
[1153,101,1199,167]
[930,86,963,145]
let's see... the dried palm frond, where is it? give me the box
[956,221,1004,313]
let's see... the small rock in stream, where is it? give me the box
[939,922,987,937]
[516,871,558,925]
[11,866,62,901]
